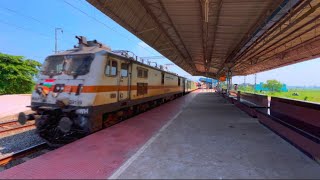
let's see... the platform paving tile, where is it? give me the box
[116,93,320,179]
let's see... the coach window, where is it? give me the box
[121,63,128,77]
[178,77,180,86]
[105,60,111,76]
[111,61,117,76]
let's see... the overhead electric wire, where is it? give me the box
[0,19,51,39]
[0,8,74,59]
[0,6,76,36]
[0,6,77,45]
[62,0,158,56]
[0,1,159,59]
[1,1,159,57]
[77,0,90,8]
[1,7,43,24]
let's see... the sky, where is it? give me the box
[0,0,319,86]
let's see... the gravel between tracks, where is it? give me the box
[0,129,44,158]
[0,129,51,172]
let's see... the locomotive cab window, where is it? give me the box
[105,59,118,76]
[121,63,128,77]
[111,61,117,76]
[105,60,111,76]
[42,54,94,76]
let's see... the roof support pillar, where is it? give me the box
[226,69,232,95]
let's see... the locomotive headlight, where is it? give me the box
[54,84,65,92]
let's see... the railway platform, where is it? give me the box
[0,91,319,179]
[0,94,32,121]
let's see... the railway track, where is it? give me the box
[0,120,35,135]
[0,143,48,166]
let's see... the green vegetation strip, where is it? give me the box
[241,89,320,103]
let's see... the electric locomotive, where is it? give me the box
[18,36,198,146]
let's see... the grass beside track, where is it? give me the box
[241,89,320,104]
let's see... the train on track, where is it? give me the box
[18,36,198,146]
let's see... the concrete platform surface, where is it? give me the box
[113,93,320,179]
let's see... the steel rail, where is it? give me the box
[0,143,47,166]
[0,120,35,134]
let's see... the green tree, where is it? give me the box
[263,79,282,93]
[0,53,41,94]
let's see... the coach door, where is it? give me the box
[119,62,130,101]
[183,79,186,94]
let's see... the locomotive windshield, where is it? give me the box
[42,54,94,76]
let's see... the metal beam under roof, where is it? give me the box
[87,0,320,78]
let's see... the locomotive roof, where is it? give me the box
[107,51,186,79]
[53,45,105,56]
[50,46,189,80]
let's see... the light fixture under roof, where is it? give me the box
[204,0,209,23]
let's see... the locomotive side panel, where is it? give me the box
[92,55,122,106]
[130,63,183,100]
[130,63,162,100]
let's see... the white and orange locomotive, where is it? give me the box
[18,36,198,146]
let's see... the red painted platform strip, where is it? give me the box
[0,91,199,179]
